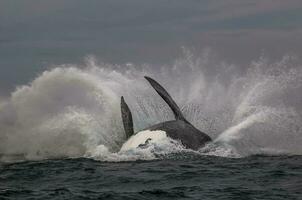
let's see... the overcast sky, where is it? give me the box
[1,0,302,95]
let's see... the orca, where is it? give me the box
[120,76,212,150]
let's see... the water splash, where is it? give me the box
[0,51,301,162]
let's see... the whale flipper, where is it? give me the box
[144,76,188,123]
[121,96,134,139]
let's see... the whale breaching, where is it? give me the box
[120,76,212,151]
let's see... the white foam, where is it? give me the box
[86,130,187,162]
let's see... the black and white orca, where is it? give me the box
[120,76,212,151]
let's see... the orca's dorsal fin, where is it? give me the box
[144,76,188,123]
[121,96,134,139]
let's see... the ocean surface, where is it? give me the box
[1,155,301,200]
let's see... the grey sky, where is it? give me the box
[1,0,302,95]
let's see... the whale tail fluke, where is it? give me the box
[144,76,188,123]
[121,96,134,139]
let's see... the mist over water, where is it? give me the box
[0,50,301,162]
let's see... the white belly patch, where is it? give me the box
[120,130,167,151]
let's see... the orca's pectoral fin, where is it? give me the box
[121,96,134,139]
[144,76,188,123]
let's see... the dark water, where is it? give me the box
[1,155,301,200]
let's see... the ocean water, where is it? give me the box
[1,156,301,200]
[0,52,302,199]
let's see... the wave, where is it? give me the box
[0,51,301,162]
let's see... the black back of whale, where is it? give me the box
[121,76,212,150]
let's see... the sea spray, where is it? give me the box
[0,52,301,162]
